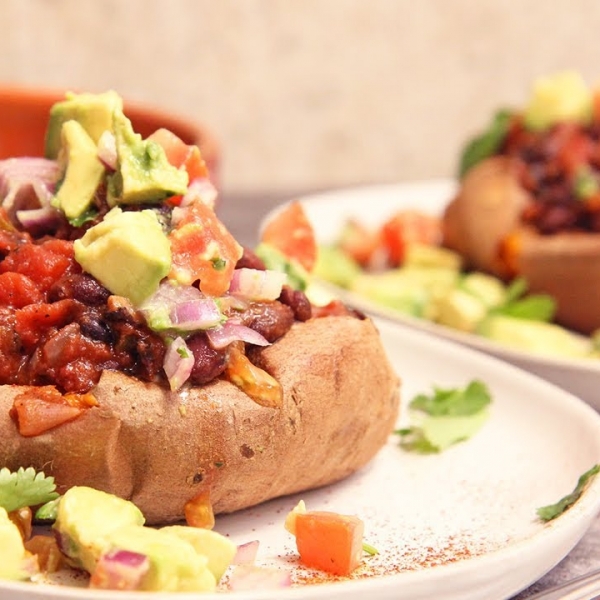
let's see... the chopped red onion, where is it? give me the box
[97,130,118,171]
[0,157,61,216]
[206,320,270,350]
[140,281,225,332]
[163,336,194,391]
[180,177,218,209]
[232,540,260,565]
[16,205,64,234]
[228,564,292,591]
[171,298,224,330]
[90,548,150,590]
[229,268,287,301]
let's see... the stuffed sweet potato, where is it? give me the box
[0,91,401,524]
[443,71,600,334]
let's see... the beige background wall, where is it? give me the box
[0,0,599,195]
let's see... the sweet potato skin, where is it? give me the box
[0,315,400,524]
[443,156,531,279]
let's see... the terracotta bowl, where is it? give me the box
[0,84,220,184]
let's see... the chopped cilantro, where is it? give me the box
[0,467,60,513]
[211,257,227,271]
[177,346,191,359]
[396,380,492,453]
[537,464,600,522]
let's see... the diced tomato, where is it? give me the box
[0,238,75,295]
[147,128,209,202]
[294,511,364,576]
[337,219,381,268]
[10,386,88,437]
[380,210,442,266]
[184,489,215,529]
[260,201,317,272]
[0,272,44,308]
[15,299,79,350]
[555,127,591,176]
[168,201,243,296]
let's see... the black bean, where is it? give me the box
[79,310,113,343]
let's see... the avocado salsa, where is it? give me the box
[0,91,336,436]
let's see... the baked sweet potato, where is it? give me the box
[0,315,400,525]
[443,156,600,334]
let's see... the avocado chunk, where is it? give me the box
[477,314,592,358]
[313,245,361,288]
[523,71,593,132]
[101,525,217,592]
[350,267,460,319]
[435,288,489,332]
[255,242,310,291]
[45,90,123,159]
[459,272,507,308]
[107,111,188,206]
[161,525,237,583]
[53,486,145,573]
[403,243,463,271]
[74,207,171,306]
[0,506,30,580]
[52,120,106,220]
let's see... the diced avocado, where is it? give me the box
[53,486,145,573]
[350,267,460,319]
[255,242,310,291]
[523,71,593,132]
[435,288,488,332]
[403,243,463,271]
[0,506,30,581]
[103,526,217,592]
[161,525,236,583]
[73,207,171,306]
[459,272,507,309]
[107,111,188,206]
[52,120,106,220]
[313,244,361,288]
[45,90,123,159]
[477,314,592,358]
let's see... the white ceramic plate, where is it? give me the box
[288,180,600,411]
[3,317,600,599]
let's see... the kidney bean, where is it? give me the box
[278,285,312,321]
[187,333,228,385]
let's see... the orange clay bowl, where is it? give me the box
[0,84,220,184]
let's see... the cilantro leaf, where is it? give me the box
[410,379,492,417]
[537,464,600,522]
[0,467,60,513]
[396,380,492,453]
[458,109,512,177]
[491,276,556,322]
[493,293,556,322]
